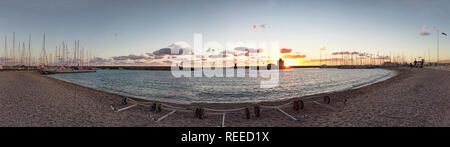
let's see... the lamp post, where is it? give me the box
[420,26,446,67]
[436,29,448,67]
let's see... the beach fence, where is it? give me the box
[110,95,341,127]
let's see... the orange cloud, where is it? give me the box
[280,48,293,54]
[282,54,306,59]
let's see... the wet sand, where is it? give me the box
[0,67,449,127]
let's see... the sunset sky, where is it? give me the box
[1,0,449,66]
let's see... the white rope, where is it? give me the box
[129,101,188,111]
[164,107,191,113]
[177,109,192,113]
[155,110,177,122]
[204,107,247,112]
[221,113,226,127]
[260,105,278,109]
[206,112,226,115]
[136,103,150,107]
[260,101,292,109]
[278,102,293,108]
[312,101,337,111]
[282,93,325,101]
[277,108,300,122]
[312,101,321,105]
[111,104,138,112]
[162,103,187,110]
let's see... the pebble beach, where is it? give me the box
[0,67,449,127]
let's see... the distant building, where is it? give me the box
[278,58,286,69]
[266,58,286,70]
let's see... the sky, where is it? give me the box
[0,0,449,66]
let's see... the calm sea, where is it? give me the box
[47,68,395,103]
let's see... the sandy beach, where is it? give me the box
[0,67,449,127]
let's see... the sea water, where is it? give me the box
[47,68,395,103]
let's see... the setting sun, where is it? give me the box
[282,59,301,66]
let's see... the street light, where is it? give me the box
[436,29,448,67]
[419,26,447,67]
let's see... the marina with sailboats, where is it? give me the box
[1,32,97,74]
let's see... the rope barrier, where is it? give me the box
[165,107,191,113]
[127,97,153,104]
[116,96,322,113]
[161,103,187,110]
[111,94,339,123]
[204,112,227,115]
[203,107,247,112]
[260,101,292,109]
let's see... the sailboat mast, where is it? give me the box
[3,36,7,66]
[82,47,84,67]
[42,33,47,66]
[74,40,77,66]
[22,42,25,66]
[12,32,15,66]
[55,47,58,66]
[28,34,31,69]
[78,40,80,66]
[58,45,61,66]
[18,42,21,65]
[65,43,68,65]
[59,41,66,66]
[66,42,68,65]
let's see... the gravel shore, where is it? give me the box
[0,67,449,127]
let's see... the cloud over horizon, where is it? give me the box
[282,54,306,59]
[280,48,293,54]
